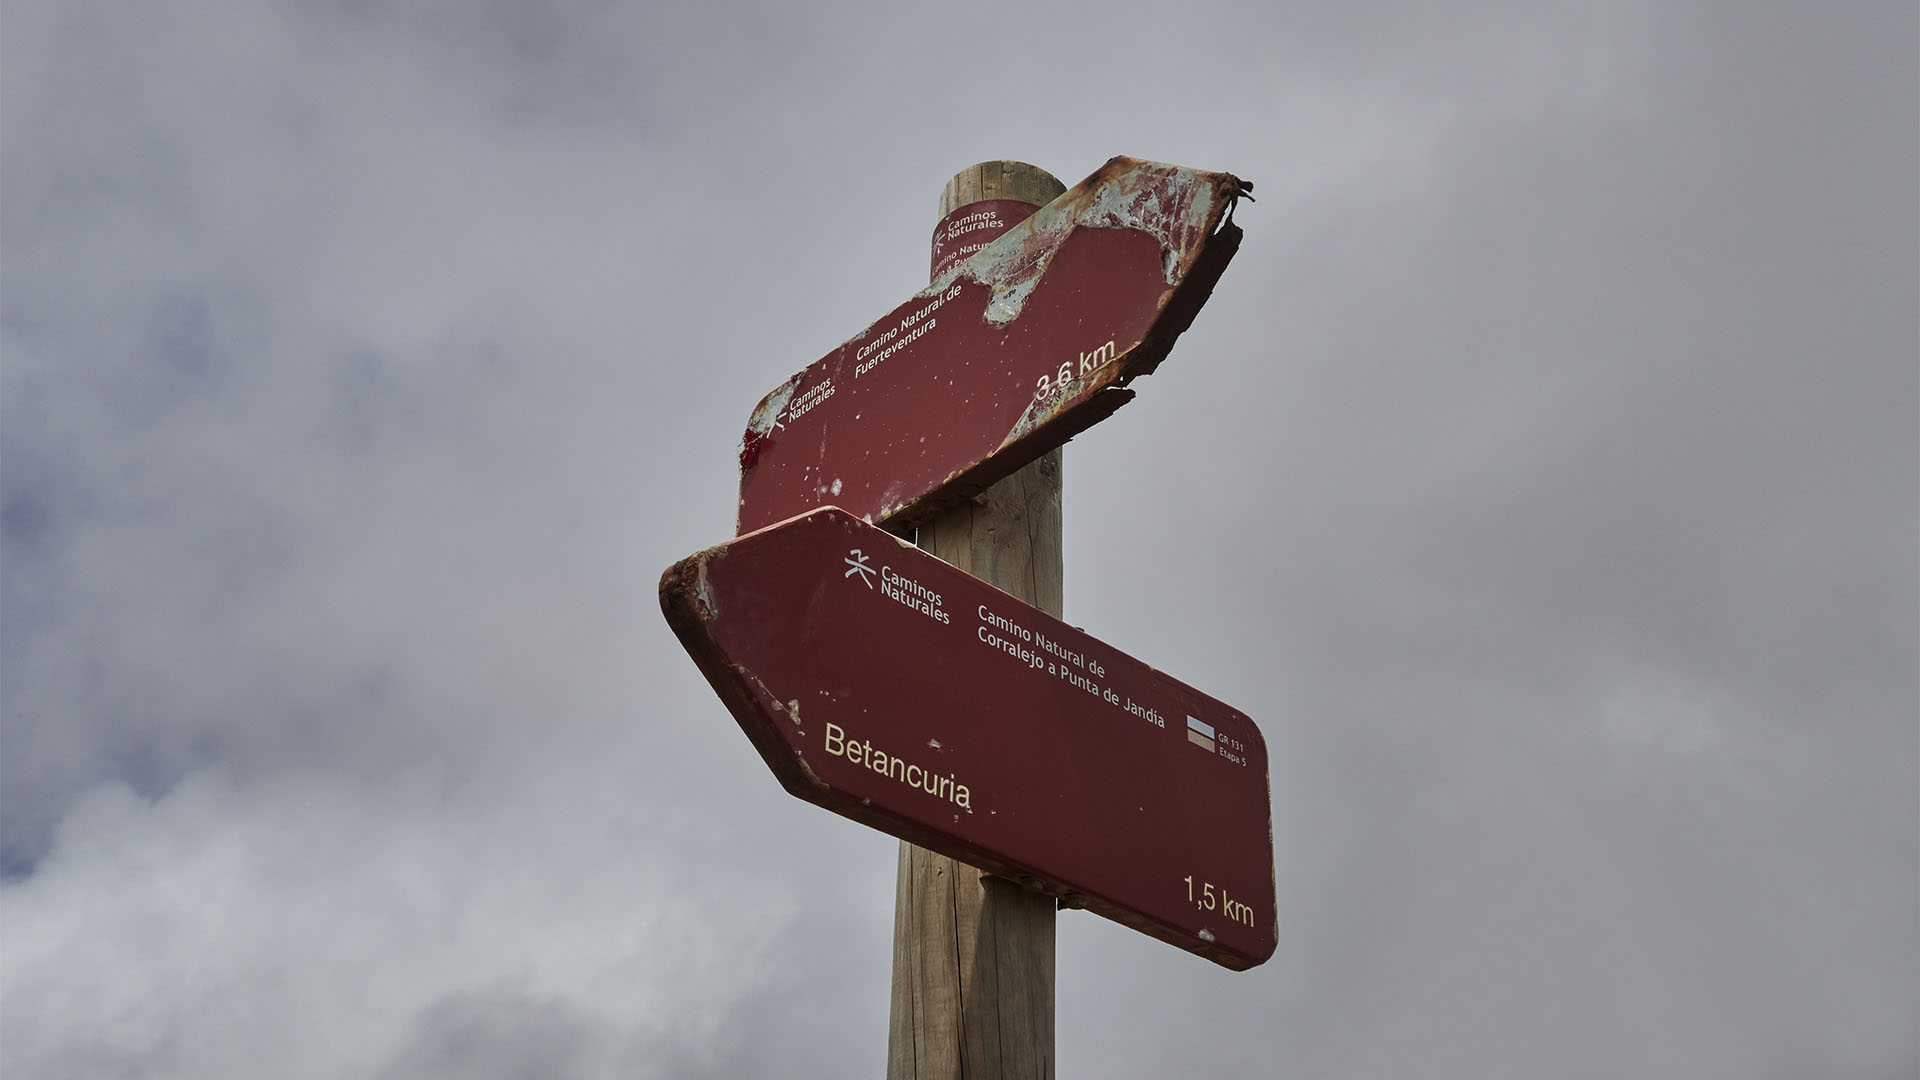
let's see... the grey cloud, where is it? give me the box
[2,0,1912,1077]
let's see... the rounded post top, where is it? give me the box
[938,161,1065,218]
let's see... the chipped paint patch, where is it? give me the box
[693,558,718,621]
[946,158,1246,327]
[741,372,803,472]
[737,156,1250,534]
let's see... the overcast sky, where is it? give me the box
[3,1,1915,1077]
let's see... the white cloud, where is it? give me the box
[1,760,892,1079]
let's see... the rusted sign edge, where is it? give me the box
[928,196,1246,528]
[739,156,1251,533]
[658,517,1274,970]
[937,155,1247,331]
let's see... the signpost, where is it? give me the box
[737,157,1252,534]
[660,507,1277,970]
[661,156,1267,1076]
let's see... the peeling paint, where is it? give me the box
[740,371,804,472]
[940,157,1247,328]
[737,156,1250,535]
[693,559,717,621]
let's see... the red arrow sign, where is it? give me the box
[661,507,1276,970]
[737,157,1250,535]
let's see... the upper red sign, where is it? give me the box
[660,507,1277,970]
[738,157,1251,535]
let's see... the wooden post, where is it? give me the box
[887,161,1067,1080]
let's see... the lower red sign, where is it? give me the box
[660,507,1277,970]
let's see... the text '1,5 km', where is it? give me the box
[660,507,1277,970]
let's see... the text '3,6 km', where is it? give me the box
[737,157,1251,534]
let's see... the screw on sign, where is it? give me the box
[660,507,1277,971]
[736,157,1253,535]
